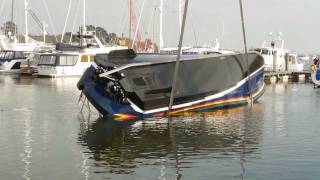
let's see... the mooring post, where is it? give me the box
[168,0,189,112]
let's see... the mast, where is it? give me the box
[24,0,29,43]
[83,0,86,29]
[11,0,14,23]
[159,0,164,49]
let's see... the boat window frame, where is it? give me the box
[57,55,79,66]
[38,55,57,66]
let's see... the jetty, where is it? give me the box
[264,70,312,81]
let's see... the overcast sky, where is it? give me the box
[0,0,318,54]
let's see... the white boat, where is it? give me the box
[0,0,54,72]
[37,44,127,77]
[252,32,304,72]
[0,50,30,72]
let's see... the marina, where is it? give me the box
[2,0,320,179]
[1,75,320,179]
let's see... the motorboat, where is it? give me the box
[37,43,127,77]
[77,49,265,120]
[252,32,303,72]
[0,50,30,72]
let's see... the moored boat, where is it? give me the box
[252,32,303,72]
[77,49,265,120]
[0,50,30,72]
[311,66,320,88]
[37,44,127,77]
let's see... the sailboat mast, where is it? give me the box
[11,0,14,22]
[24,0,29,43]
[83,0,86,28]
[159,0,164,49]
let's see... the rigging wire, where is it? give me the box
[189,11,199,47]
[132,0,146,49]
[41,0,58,42]
[144,1,157,51]
[69,0,81,44]
[61,0,73,43]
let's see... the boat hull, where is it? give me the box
[78,52,265,120]
[0,59,25,72]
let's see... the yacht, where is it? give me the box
[252,32,303,72]
[37,42,127,77]
[77,49,265,120]
[0,50,30,72]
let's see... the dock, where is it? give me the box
[264,70,312,82]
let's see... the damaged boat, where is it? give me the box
[77,49,265,120]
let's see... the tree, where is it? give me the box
[1,21,17,36]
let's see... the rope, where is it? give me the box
[132,0,146,49]
[168,0,189,112]
[239,0,253,105]
[41,0,58,42]
[69,0,81,44]
[61,0,73,43]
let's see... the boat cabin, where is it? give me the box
[0,50,30,70]
[38,54,94,67]
[0,51,28,63]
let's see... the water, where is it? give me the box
[1,74,320,180]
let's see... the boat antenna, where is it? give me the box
[238,0,253,105]
[168,0,189,112]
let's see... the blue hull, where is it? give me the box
[79,66,265,121]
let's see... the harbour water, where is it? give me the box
[1,74,320,179]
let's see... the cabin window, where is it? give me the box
[81,55,88,62]
[14,52,27,59]
[0,52,6,59]
[5,52,14,59]
[133,77,147,86]
[39,56,56,65]
[59,56,67,65]
[58,55,78,66]
[261,50,269,55]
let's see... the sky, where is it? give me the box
[0,0,319,54]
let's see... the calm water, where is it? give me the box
[1,74,320,180]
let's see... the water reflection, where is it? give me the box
[78,105,265,179]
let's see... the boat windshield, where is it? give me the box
[0,51,14,61]
[39,56,57,66]
[0,51,28,61]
